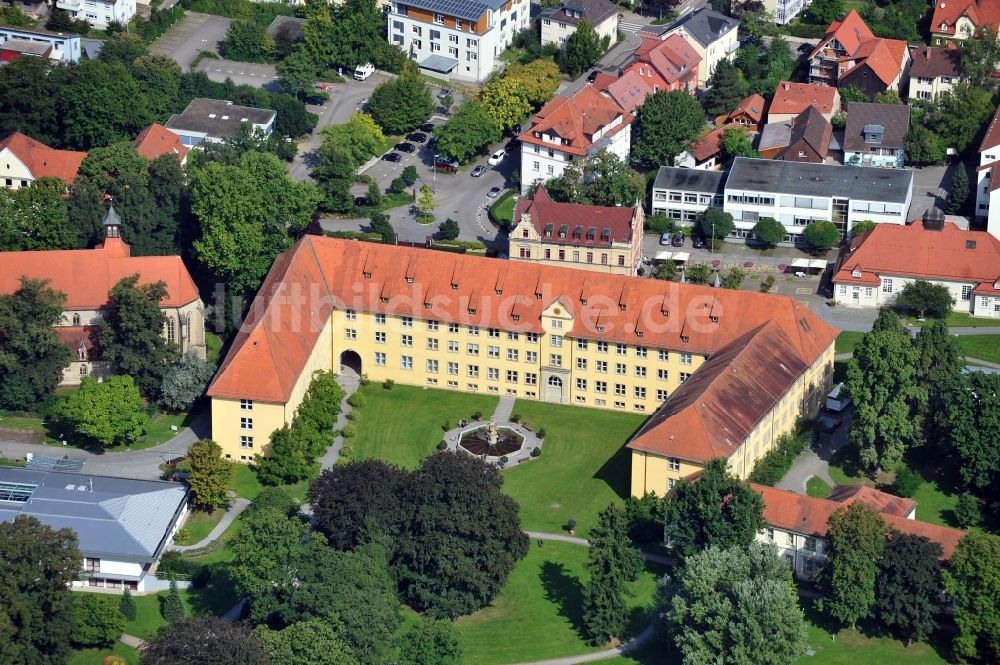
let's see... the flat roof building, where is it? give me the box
[0,24,81,62]
[165,98,277,147]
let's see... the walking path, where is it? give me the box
[776,408,852,495]
[170,498,250,552]
[494,395,516,423]
[320,368,362,469]
[119,633,144,649]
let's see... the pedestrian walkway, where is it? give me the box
[320,367,362,469]
[170,498,250,552]
[494,395,516,423]
[119,634,144,648]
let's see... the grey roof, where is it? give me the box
[1,38,53,56]
[726,157,913,203]
[666,7,738,47]
[266,15,307,41]
[653,166,727,194]
[81,38,102,59]
[540,0,618,27]
[400,0,502,22]
[843,102,910,152]
[104,204,121,227]
[0,467,187,564]
[0,23,80,38]
[420,54,459,73]
[166,98,276,140]
[759,121,793,151]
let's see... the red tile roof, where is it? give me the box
[839,37,908,86]
[727,93,766,124]
[209,237,838,404]
[627,34,700,89]
[687,125,727,162]
[0,132,86,185]
[810,9,875,59]
[826,484,916,517]
[133,123,189,163]
[513,185,638,246]
[754,483,965,559]
[769,82,840,118]
[832,220,1000,287]
[603,70,653,114]
[932,0,1000,37]
[979,104,1000,152]
[519,85,631,157]
[0,242,201,310]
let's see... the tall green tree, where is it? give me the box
[160,350,216,412]
[559,19,604,77]
[131,55,182,121]
[816,503,888,628]
[0,277,71,410]
[310,460,411,550]
[100,274,178,399]
[97,32,148,66]
[0,516,80,665]
[71,594,126,648]
[957,27,1000,89]
[255,619,359,665]
[545,152,644,207]
[582,503,645,645]
[632,90,706,168]
[662,458,766,559]
[481,59,561,130]
[660,543,808,665]
[222,20,274,63]
[58,60,153,150]
[0,56,67,145]
[254,425,315,485]
[720,125,759,159]
[947,163,970,214]
[802,220,841,253]
[703,59,747,116]
[0,178,76,251]
[875,532,942,644]
[695,208,736,247]
[143,617,271,665]
[187,439,233,511]
[914,319,963,442]
[846,310,925,473]
[941,531,1000,662]
[929,84,995,155]
[939,372,1000,493]
[434,100,502,163]
[367,65,434,134]
[753,217,787,247]
[807,0,845,25]
[895,280,955,319]
[905,122,946,166]
[54,376,150,447]
[398,618,463,665]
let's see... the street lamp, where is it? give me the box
[433,153,439,194]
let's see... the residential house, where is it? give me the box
[0,24,80,63]
[755,483,965,579]
[622,34,700,96]
[908,44,962,101]
[540,0,619,47]
[0,132,86,190]
[207,237,836,462]
[509,185,644,275]
[386,0,529,82]
[165,98,276,148]
[832,212,1000,318]
[133,123,189,165]
[931,0,1000,44]
[808,10,910,97]
[768,81,841,124]
[56,0,135,30]
[602,71,653,113]
[674,125,727,170]
[650,167,725,221]
[662,7,739,85]
[518,84,633,194]
[0,208,206,385]
[768,0,808,25]
[808,9,875,86]
[723,157,913,242]
[843,102,909,167]
[0,38,55,61]
[726,93,766,132]
[773,105,833,163]
[0,466,188,592]
[974,104,1000,239]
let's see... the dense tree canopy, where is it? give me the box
[802,220,841,253]
[368,65,434,135]
[753,217,787,247]
[545,152,645,207]
[435,100,502,163]
[703,59,747,116]
[160,350,216,412]
[632,90,706,168]
[481,60,561,131]
[875,532,942,643]
[939,372,1000,494]
[398,618,463,665]
[0,178,76,251]
[816,504,888,628]
[942,532,1000,662]
[582,503,644,644]
[311,459,411,549]
[895,280,955,319]
[143,617,271,665]
[71,594,126,648]
[254,619,358,665]
[54,376,150,447]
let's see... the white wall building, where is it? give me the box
[56,0,135,30]
[662,7,739,85]
[975,105,1000,241]
[0,24,81,63]
[650,167,725,222]
[165,98,276,148]
[540,0,619,47]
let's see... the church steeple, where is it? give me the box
[104,205,122,239]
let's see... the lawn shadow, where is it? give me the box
[539,560,586,638]
[185,564,241,617]
[593,418,650,501]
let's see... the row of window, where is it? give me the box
[517,245,625,265]
[653,191,723,206]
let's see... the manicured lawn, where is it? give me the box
[175,508,225,545]
[1,409,198,451]
[456,540,665,665]
[905,311,997,328]
[231,463,310,502]
[348,383,498,469]
[834,331,864,355]
[488,189,516,227]
[956,334,1000,364]
[68,642,140,665]
[807,476,832,498]
[121,585,239,640]
[502,401,646,538]
[205,331,223,364]
[124,591,178,640]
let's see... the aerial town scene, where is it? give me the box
[0,0,999,662]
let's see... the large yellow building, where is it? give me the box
[207,237,837,481]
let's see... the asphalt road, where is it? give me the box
[194,59,279,89]
[150,12,231,72]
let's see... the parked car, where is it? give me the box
[818,415,843,433]
[659,232,672,246]
[304,95,326,106]
[488,149,506,166]
[395,142,416,153]
[418,123,435,133]
[382,152,402,163]
[671,233,685,247]
[434,157,459,172]
[586,69,599,83]
[353,196,369,207]
[437,88,452,99]
[406,132,428,143]
[471,165,487,177]
[354,63,375,80]
[358,97,369,109]
[692,236,705,249]
[487,186,503,198]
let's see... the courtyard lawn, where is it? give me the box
[806,476,831,498]
[348,383,498,469]
[231,463,311,502]
[121,585,239,640]
[956,334,1000,364]
[0,409,198,451]
[488,190,516,227]
[502,401,646,538]
[68,642,140,665]
[904,311,998,328]
[834,331,864,355]
[456,540,664,665]
[205,331,223,364]
[175,508,225,546]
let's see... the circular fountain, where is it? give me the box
[458,415,525,459]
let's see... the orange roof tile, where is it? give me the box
[980,104,1000,152]
[133,123,189,163]
[631,34,701,87]
[519,86,631,156]
[826,484,915,517]
[687,125,727,162]
[727,93,766,123]
[0,132,86,185]
[810,9,875,59]
[754,484,965,558]
[932,0,1000,37]
[769,82,840,118]
[513,185,638,246]
[209,237,839,403]
[839,37,908,86]
[603,71,653,114]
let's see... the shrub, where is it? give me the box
[383,379,395,390]
[347,392,366,408]
[345,411,357,421]
[567,518,577,533]
[442,421,451,431]
[623,492,665,544]
[340,423,356,439]
[760,275,776,293]
[437,440,448,450]
[120,587,137,621]
[537,427,546,439]
[388,176,408,194]
[499,456,509,465]
[510,413,521,423]
[954,493,981,528]
[359,373,370,386]
[530,447,541,458]
[472,410,483,420]
[892,466,923,498]
[645,212,676,236]
[747,432,808,486]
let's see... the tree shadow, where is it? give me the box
[593,419,650,500]
[185,563,241,617]
[539,560,586,638]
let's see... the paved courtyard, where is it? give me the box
[194,59,279,89]
[150,12,231,71]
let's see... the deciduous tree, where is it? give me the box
[434,100,502,163]
[875,532,942,643]
[438,218,460,240]
[957,27,1000,89]
[895,281,955,319]
[632,90,706,168]
[160,350,216,412]
[0,178,75,251]
[816,503,888,628]
[54,376,150,447]
[368,65,434,134]
[71,594,125,648]
[187,439,233,511]
[58,60,153,150]
[802,220,841,253]
[254,619,359,665]
[222,20,274,63]
[143,617,271,665]
[849,219,876,238]
[939,372,1000,493]
[752,217,787,247]
[398,618,463,665]
[582,503,645,644]
[309,460,411,550]
[695,208,735,248]
[941,531,1000,662]
[720,125,758,159]
[807,0,845,26]
[929,84,995,155]
[905,122,946,166]
[559,19,604,77]
[545,152,644,207]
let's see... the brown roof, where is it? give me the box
[727,93,766,123]
[603,71,653,114]
[839,37,908,86]
[842,102,910,152]
[754,484,966,558]
[779,105,831,160]
[687,125,727,162]
[0,132,86,185]
[209,237,838,403]
[543,0,619,27]
[519,86,631,157]
[932,0,1000,36]
[826,484,916,517]
[769,82,839,118]
[810,9,875,59]
[833,220,1000,287]
[133,123,189,162]
[513,185,637,247]
[626,321,816,462]
[908,44,961,80]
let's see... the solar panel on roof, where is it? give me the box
[404,0,490,21]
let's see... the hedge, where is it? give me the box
[747,431,809,486]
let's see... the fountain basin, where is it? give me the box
[458,424,524,458]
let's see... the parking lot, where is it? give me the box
[150,12,231,71]
[194,59,279,89]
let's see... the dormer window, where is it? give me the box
[852,268,861,278]
[364,271,372,278]
[72,313,81,325]
[406,277,414,283]
[512,314,520,321]
[381,297,389,303]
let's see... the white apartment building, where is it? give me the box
[767,0,807,25]
[975,105,1000,241]
[0,24,81,63]
[540,0,618,47]
[56,0,135,30]
[387,0,529,82]
[650,167,724,222]
[518,84,632,194]
[662,7,739,85]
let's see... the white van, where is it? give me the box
[826,382,851,412]
[354,63,375,80]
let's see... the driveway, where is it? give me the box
[150,12,231,71]
[776,406,854,494]
[907,164,953,224]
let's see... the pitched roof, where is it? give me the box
[833,219,1000,286]
[779,105,832,160]
[0,132,86,185]
[133,123,189,162]
[627,321,816,462]
[810,9,874,58]
[665,7,738,47]
[519,85,630,156]
[839,37,908,86]
[932,0,1000,36]
[754,483,965,559]
[758,120,793,151]
[686,125,727,162]
[980,104,1000,153]
[769,82,839,117]
[209,237,838,403]
[0,242,201,310]
[631,34,701,86]
[541,0,618,27]
[842,102,909,152]
[603,70,653,113]
[727,93,766,123]
[826,484,916,517]
[513,185,637,246]
[908,44,961,79]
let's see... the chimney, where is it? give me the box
[922,206,945,230]
[784,82,790,90]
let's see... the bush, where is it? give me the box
[645,213,676,236]
[510,413,521,423]
[340,423,356,439]
[566,518,577,533]
[157,550,205,578]
[892,466,923,498]
[499,456,509,465]
[759,275,776,293]
[530,447,541,458]
[72,594,125,647]
[347,392,366,408]
[437,440,448,450]
[383,379,395,390]
[747,432,808,486]
[954,492,981,528]
[623,492,666,544]
[345,411,357,421]
[472,410,483,420]
[537,427,546,438]
[388,176,408,194]
[442,421,451,431]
